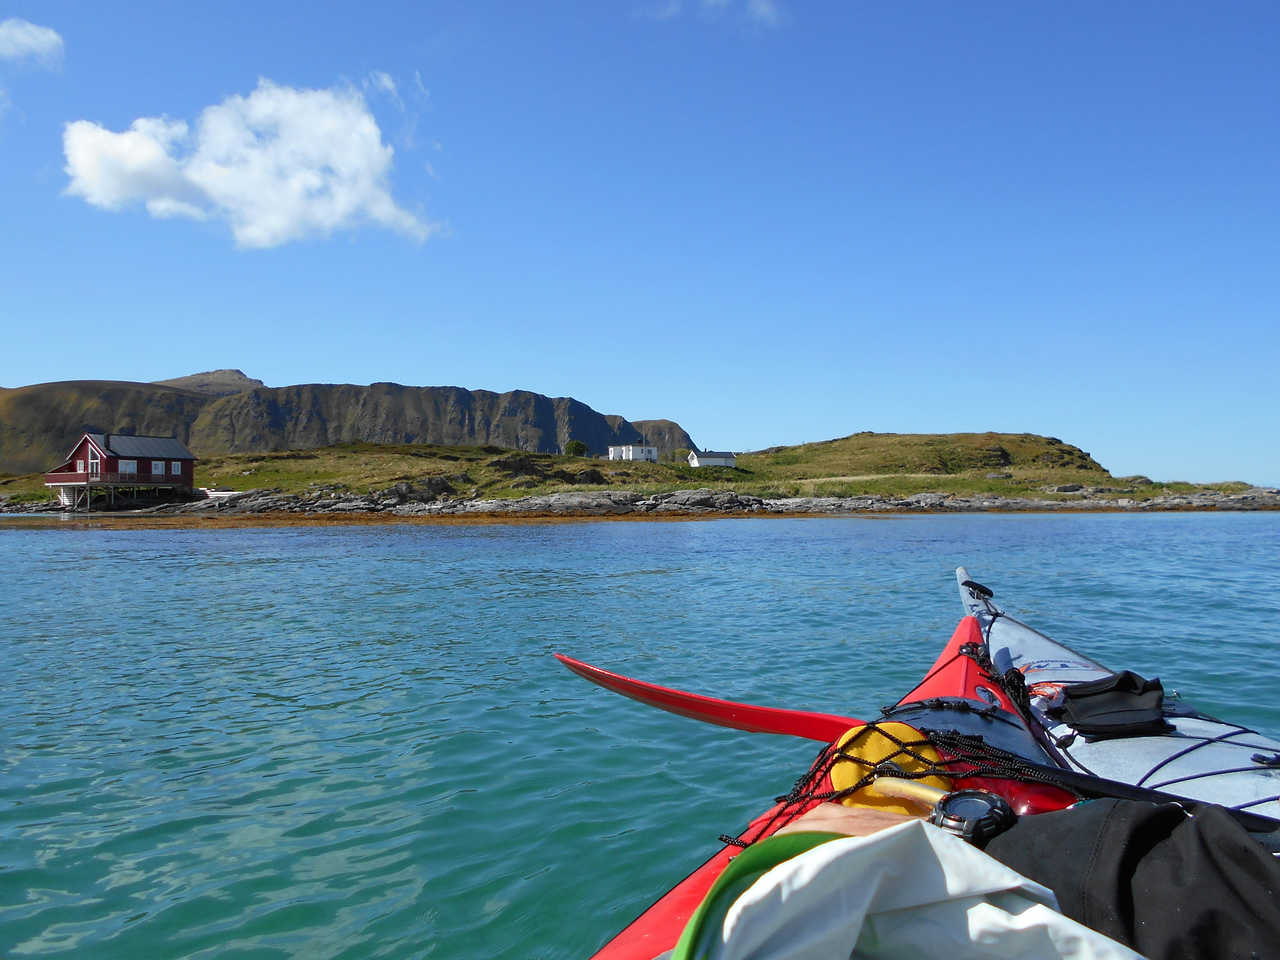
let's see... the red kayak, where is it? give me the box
[559,616,1076,960]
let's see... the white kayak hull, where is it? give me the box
[956,568,1280,821]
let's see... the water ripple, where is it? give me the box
[1,514,1278,957]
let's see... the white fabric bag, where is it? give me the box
[700,821,1144,960]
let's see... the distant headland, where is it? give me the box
[1,375,1276,522]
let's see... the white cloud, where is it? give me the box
[364,70,424,150]
[62,116,195,213]
[365,70,402,108]
[0,18,63,65]
[63,78,433,248]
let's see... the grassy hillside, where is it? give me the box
[0,432,1252,506]
[749,431,1102,475]
[0,381,210,474]
[738,432,1112,497]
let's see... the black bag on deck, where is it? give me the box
[983,798,1280,960]
[1048,670,1175,740]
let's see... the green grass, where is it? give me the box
[742,431,1103,477]
[0,434,1257,507]
[0,479,59,503]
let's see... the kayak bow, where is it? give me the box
[564,571,1280,959]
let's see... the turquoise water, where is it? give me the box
[2,512,1279,958]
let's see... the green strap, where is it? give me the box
[671,833,845,960]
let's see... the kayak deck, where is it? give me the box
[957,567,1280,818]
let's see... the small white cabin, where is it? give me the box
[608,444,658,463]
[688,450,736,468]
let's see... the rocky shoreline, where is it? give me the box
[6,482,1280,519]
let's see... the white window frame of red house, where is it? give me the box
[88,448,101,477]
[76,460,85,473]
[170,461,182,475]
[151,460,164,474]
[119,459,137,475]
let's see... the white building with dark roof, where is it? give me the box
[688,450,736,468]
[608,444,658,463]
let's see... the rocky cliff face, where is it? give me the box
[0,377,696,474]
[630,420,695,455]
[187,383,693,456]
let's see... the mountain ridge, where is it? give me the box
[152,369,266,397]
[0,375,697,474]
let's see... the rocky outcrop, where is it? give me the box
[16,484,1271,518]
[0,496,61,514]
[123,487,769,517]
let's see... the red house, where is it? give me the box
[45,432,197,510]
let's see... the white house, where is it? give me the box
[608,444,658,463]
[688,450,736,468]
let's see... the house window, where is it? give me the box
[171,461,182,474]
[76,460,84,473]
[152,460,165,474]
[119,460,137,475]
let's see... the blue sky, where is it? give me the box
[2,2,1277,484]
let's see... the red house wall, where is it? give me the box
[49,435,196,487]
[54,436,109,473]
